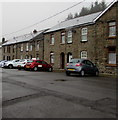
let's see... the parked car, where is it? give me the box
[65,59,99,76]
[17,59,31,70]
[0,60,7,68]
[4,59,21,69]
[25,60,53,72]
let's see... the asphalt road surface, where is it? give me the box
[1,68,116,118]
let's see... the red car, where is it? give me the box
[25,60,53,72]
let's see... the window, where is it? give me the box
[86,60,93,66]
[3,47,5,53]
[13,45,15,53]
[20,55,23,59]
[50,34,54,45]
[67,53,72,63]
[108,21,116,37]
[50,52,54,64]
[81,28,88,42]
[25,55,29,59]
[5,46,7,53]
[61,32,65,44]
[81,51,87,59]
[36,42,39,51]
[21,44,23,51]
[29,55,32,59]
[36,54,39,60]
[29,43,32,51]
[42,61,47,64]
[108,53,116,64]
[67,30,72,43]
[26,43,29,51]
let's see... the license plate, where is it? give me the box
[26,66,30,68]
[68,69,75,71]
[38,65,42,67]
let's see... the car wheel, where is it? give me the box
[48,68,53,72]
[66,71,70,76]
[34,67,38,71]
[18,68,21,70]
[80,70,85,76]
[8,64,13,69]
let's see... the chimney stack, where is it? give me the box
[2,38,5,43]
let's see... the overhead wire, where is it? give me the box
[2,0,85,37]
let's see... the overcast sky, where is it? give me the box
[0,0,114,41]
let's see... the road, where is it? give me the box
[1,68,116,118]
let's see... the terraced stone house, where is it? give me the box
[2,30,46,60]
[44,0,117,75]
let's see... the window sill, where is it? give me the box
[108,36,116,39]
[106,64,117,67]
[80,40,88,43]
[60,43,65,45]
[67,42,72,44]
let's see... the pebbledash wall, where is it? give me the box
[44,0,117,75]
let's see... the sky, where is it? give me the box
[0,0,114,41]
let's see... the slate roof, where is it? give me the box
[45,0,117,33]
[44,12,101,33]
[2,30,44,46]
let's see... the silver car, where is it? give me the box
[65,59,99,76]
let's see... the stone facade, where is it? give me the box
[95,1,117,75]
[2,30,45,60]
[44,1,117,75]
[44,24,97,70]
[0,42,2,60]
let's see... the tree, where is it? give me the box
[100,0,107,11]
[79,7,89,17]
[74,12,79,18]
[65,0,107,20]
[65,13,73,20]
[79,0,107,17]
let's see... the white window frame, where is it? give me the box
[50,34,54,45]
[81,28,88,42]
[61,32,65,44]
[81,51,87,59]
[36,42,39,51]
[50,52,54,64]
[26,43,29,51]
[29,44,32,51]
[67,30,72,43]
[108,21,116,37]
[21,43,23,51]
[108,52,116,64]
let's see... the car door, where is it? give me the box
[13,60,20,67]
[85,60,95,74]
[36,60,43,70]
[41,61,49,70]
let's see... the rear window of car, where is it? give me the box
[27,60,34,63]
[69,59,80,63]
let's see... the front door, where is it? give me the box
[60,53,65,69]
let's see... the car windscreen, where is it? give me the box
[69,59,80,63]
